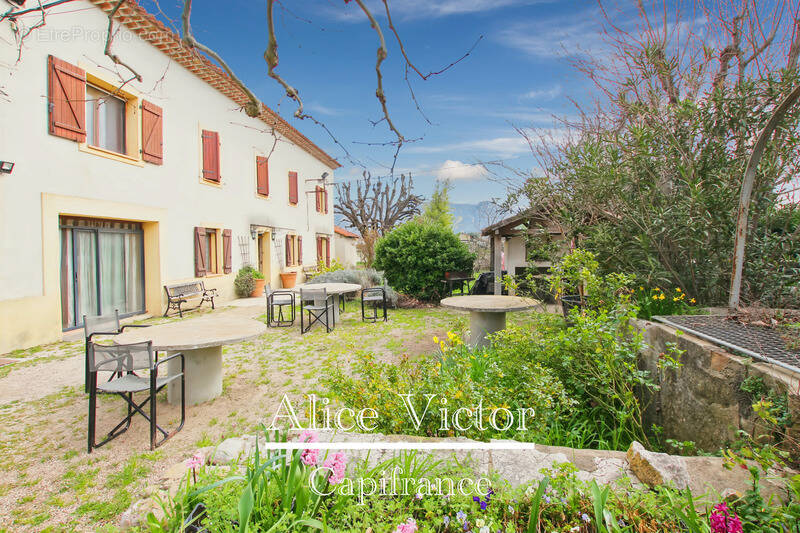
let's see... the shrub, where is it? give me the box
[233,266,258,298]
[634,285,700,319]
[307,268,399,307]
[374,221,475,301]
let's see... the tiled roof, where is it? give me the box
[334,226,358,238]
[88,0,340,169]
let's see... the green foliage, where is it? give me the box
[634,285,700,319]
[315,257,344,274]
[418,179,454,229]
[374,221,475,301]
[517,72,800,308]
[234,266,259,298]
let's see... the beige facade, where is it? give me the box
[0,0,338,354]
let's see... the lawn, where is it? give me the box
[0,302,534,532]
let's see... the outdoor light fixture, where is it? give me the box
[250,226,258,240]
[0,161,14,174]
[321,172,329,180]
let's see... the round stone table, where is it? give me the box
[440,295,539,349]
[115,315,266,405]
[291,282,361,323]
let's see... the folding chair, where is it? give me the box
[361,287,388,322]
[300,288,335,334]
[87,341,185,453]
[265,283,295,327]
[83,310,149,393]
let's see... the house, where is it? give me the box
[333,226,359,267]
[0,0,339,354]
[481,209,568,294]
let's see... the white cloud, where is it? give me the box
[435,160,489,181]
[306,103,345,116]
[521,84,562,100]
[330,0,551,21]
[497,12,607,59]
[406,136,532,156]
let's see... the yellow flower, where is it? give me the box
[652,295,659,300]
[433,336,439,344]
[676,288,682,292]
[673,297,679,302]
[659,294,665,300]
[690,298,696,304]
[654,287,661,292]
[639,286,644,291]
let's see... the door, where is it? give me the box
[59,217,145,330]
[257,231,271,281]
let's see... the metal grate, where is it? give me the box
[238,236,251,267]
[654,314,800,374]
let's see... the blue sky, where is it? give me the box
[143,0,606,204]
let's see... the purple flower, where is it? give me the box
[581,513,590,523]
[415,492,423,500]
[709,502,743,533]
[456,510,467,523]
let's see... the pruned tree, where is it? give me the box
[335,173,423,259]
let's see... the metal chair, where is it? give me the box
[83,310,149,393]
[87,341,184,453]
[361,287,388,322]
[300,288,335,334]
[265,283,295,327]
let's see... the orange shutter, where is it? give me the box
[325,237,331,267]
[256,156,269,196]
[288,172,298,204]
[194,227,207,277]
[202,130,220,182]
[222,229,232,274]
[315,186,321,212]
[285,235,291,266]
[141,100,163,164]
[323,188,329,214]
[47,55,86,142]
[316,237,322,263]
[298,236,303,265]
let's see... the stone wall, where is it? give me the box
[638,320,800,453]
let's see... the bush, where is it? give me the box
[374,221,475,301]
[233,266,258,298]
[307,267,399,307]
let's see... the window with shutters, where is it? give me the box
[256,156,269,197]
[285,234,301,267]
[205,229,219,274]
[201,130,221,183]
[49,57,154,166]
[194,227,232,276]
[316,236,331,267]
[288,171,299,205]
[315,186,329,214]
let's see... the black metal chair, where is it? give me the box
[87,341,184,453]
[265,283,295,327]
[83,310,149,393]
[300,288,335,334]
[361,287,388,322]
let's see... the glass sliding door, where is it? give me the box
[60,217,145,330]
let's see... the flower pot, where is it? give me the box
[250,278,266,297]
[279,271,297,289]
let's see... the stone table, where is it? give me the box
[440,295,539,348]
[115,314,266,405]
[291,282,361,323]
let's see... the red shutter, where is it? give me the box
[323,189,329,214]
[202,130,220,182]
[315,186,321,212]
[288,172,298,204]
[298,236,303,265]
[194,227,207,277]
[285,235,291,266]
[256,156,269,196]
[325,237,331,267]
[47,55,86,142]
[316,236,322,263]
[141,100,163,164]
[222,229,232,274]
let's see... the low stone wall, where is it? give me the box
[638,319,800,453]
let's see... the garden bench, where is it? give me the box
[163,281,217,317]
[441,271,473,297]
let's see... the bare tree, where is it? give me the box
[335,172,423,235]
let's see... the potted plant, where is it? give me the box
[250,270,266,297]
[234,266,256,298]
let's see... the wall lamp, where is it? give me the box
[250,225,258,240]
[0,161,14,174]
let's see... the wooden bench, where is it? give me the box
[441,271,473,297]
[163,281,217,317]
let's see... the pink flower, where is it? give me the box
[298,431,320,466]
[322,451,348,485]
[185,452,204,470]
[393,518,418,533]
[709,502,743,533]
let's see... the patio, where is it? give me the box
[0,300,538,531]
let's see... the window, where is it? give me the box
[256,156,269,196]
[316,236,330,267]
[85,85,126,154]
[288,171,299,205]
[285,234,302,266]
[194,227,232,276]
[315,186,329,213]
[205,229,218,274]
[202,130,221,182]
